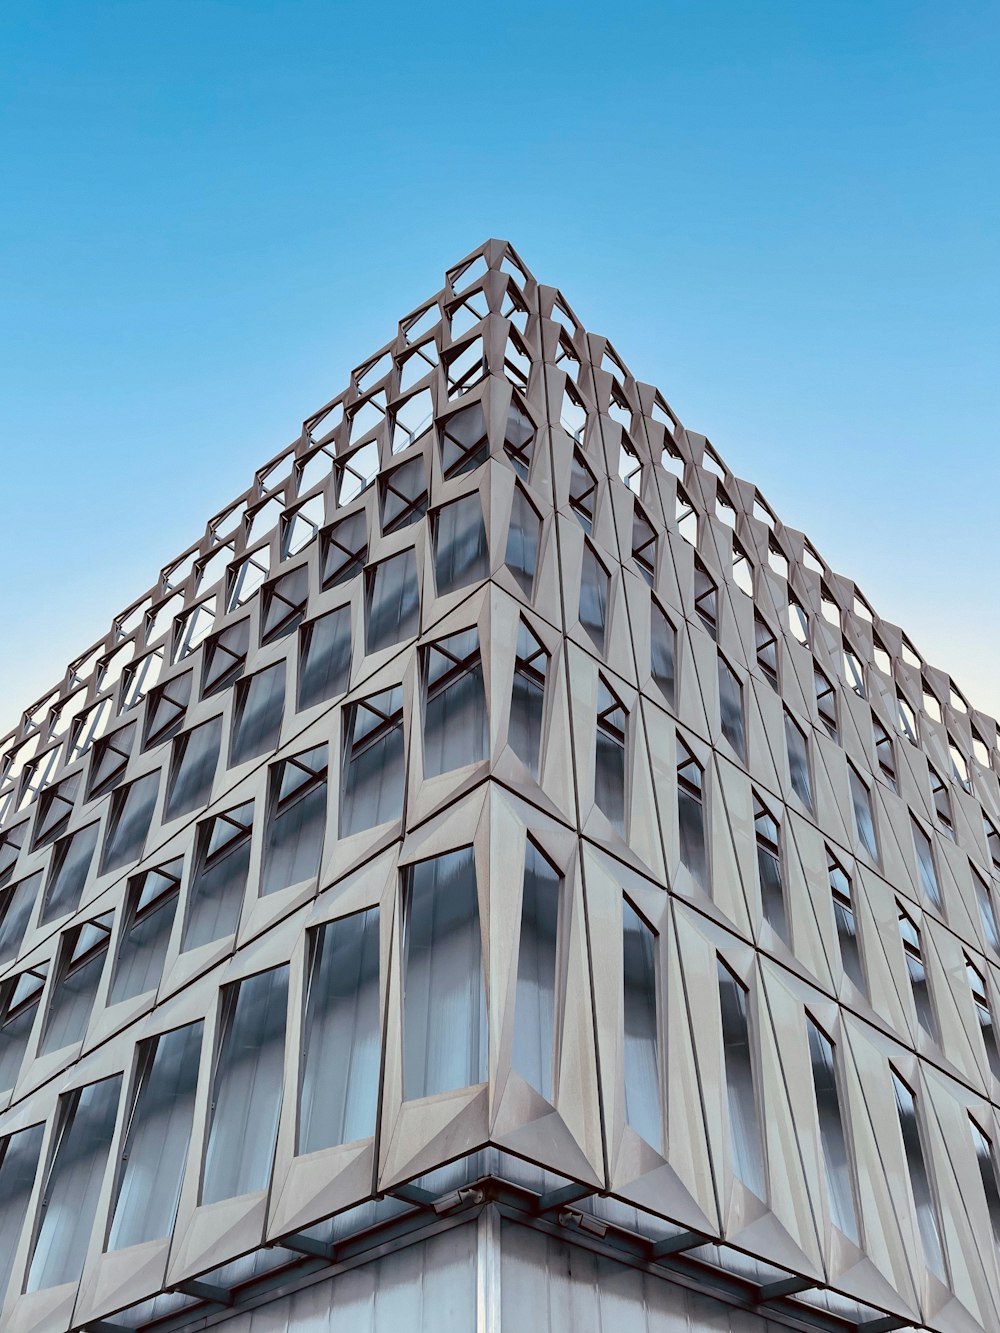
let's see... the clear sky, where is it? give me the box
[1,0,997,735]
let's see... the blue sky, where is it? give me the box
[1,0,998,733]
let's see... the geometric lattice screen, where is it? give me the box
[1,239,999,1333]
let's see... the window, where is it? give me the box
[896,692,918,744]
[41,822,100,924]
[693,559,717,638]
[788,594,810,647]
[202,618,250,696]
[261,746,327,896]
[321,512,368,588]
[182,803,254,951]
[0,870,41,965]
[35,771,79,844]
[677,738,707,885]
[928,767,954,841]
[107,1022,203,1249]
[718,958,765,1197]
[843,644,866,698]
[0,821,27,888]
[84,727,133,798]
[509,621,548,777]
[784,711,813,810]
[967,956,1000,1080]
[898,905,937,1041]
[987,816,1000,875]
[503,399,534,479]
[39,914,112,1055]
[718,655,745,761]
[911,818,942,909]
[366,550,420,654]
[807,1020,858,1242]
[433,493,489,595]
[631,507,657,585]
[423,631,488,777]
[230,662,285,767]
[164,717,221,821]
[0,965,47,1092]
[100,770,160,876]
[974,865,1000,953]
[143,671,192,750]
[109,860,181,1004]
[402,849,486,1099]
[873,715,897,790]
[970,1117,1000,1256]
[440,402,489,477]
[848,764,878,861]
[297,606,351,712]
[298,909,380,1154]
[0,1124,45,1302]
[754,615,779,689]
[650,602,676,704]
[569,449,597,532]
[579,541,610,654]
[814,667,838,742]
[512,844,560,1102]
[202,965,288,1203]
[504,484,541,597]
[891,1069,946,1280]
[754,795,786,943]
[623,902,661,1151]
[829,854,866,994]
[26,1074,123,1290]
[336,439,379,505]
[595,679,627,834]
[731,541,754,597]
[261,566,309,644]
[675,485,697,543]
[341,688,405,835]
[380,457,427,533]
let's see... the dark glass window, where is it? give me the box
[569,450,597,532]
[88,722,136,800]
[971,1117,1000,1257]
[434,494,489,594]
[0,965,48,1092]
[929,766,954,840]
[754,795,786,943]
[0,870,42,965]
[42,822,100,924]
[202,966,288,1203]
[109,859,182,1003]
[873,715,897,790]
[693,559,717,639]
[718,655,745,761]
[298,909,380,1154]
[366,550,420,654]
[807,1020,858,1241]
[34,772,82,847]
[966,957,1000,1080]
[0,1125,45,1303]
[849,764,879,862]
[631,506,657,585]
[974,865,1000,953]
[754,614,779,689]
[623,901,661,1151]
[423,631,488,777]
[579,541,610,654]
[100,770,160,875]
[650,602,676,704]
[164,717,221,821]
[341,688,406,835]
[402,849,486,1098]
[440,402,489,477]
[143,670,192,750]
[201,618,250,697]
[911,817,942,909]
[718,958,765,1197]
[261,566,309,644]
[677,738,707,885]
[892,1069,946,1280]
[380,457,428,533]
[321,511,368,588]
[784,710,813,810]
[107,1022,202,1249]
[509,621,548,778]
[595,679,627,834]
[828,853,866,994]
[297,606,352,712]
[814,667,838,742]
[899,905,937,1041]
[503,399,535,479]
[182,802,254,951]
[261,746,327,896]
[230,662,285,767]
[26,1075,123,1290]
[504,485,541,597]
[512,843,560,1101]
[39,913,113,1054]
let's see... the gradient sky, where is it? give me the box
[1,0,997,737]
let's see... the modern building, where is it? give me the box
[0,239,999,1333]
